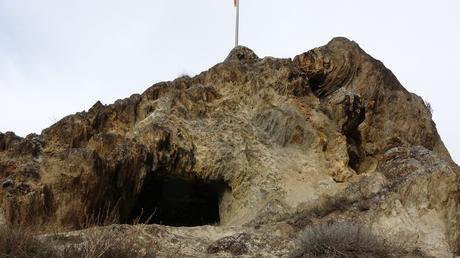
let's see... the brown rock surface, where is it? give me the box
[1,38,459,257]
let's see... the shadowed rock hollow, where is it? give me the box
[1,38,459,257]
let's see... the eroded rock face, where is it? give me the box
[1,37,459,257]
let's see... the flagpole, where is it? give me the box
[235,0,239,47]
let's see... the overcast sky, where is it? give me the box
[0,0,459,163]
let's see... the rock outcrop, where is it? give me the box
[1,38,459,257]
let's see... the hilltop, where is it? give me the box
[1,38,459,257]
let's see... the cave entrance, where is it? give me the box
[128,175,228,227]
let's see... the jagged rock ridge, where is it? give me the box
[0,38,459,257]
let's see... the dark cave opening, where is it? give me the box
[128,175,228,227]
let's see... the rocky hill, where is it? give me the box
[1,38,459,257]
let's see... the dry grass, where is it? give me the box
[0,222,54,258]
[290,221,403,258]
[80,201,121,229]
[0,202,156,258]
[0,222,155,258]
[80,200,155,228]
[59,227,155,258]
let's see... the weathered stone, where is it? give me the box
[0,37,459,257]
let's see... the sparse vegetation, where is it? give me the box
[81,200,122,229]
[424,100,433,114]
[58,227,155,258]
[0,203,156,258]
[0,222,54,258]
[0,221,155,258]
[290,221,404,258]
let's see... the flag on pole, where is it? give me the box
[234,0,239,47]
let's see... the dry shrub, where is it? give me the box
[60,227,155,258]
[80,202,121,229]
[290,221,402,258]
[0,222,155,258]
[0,222,54,258]
[81,201,155,229]
[0,198,157,258]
